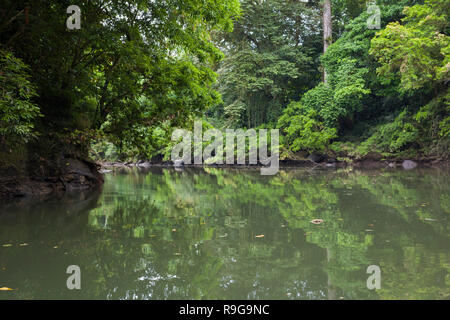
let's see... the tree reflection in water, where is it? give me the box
[0,167,449,300]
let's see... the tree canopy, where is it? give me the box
[0,0,448,166]
[1,0,240,157]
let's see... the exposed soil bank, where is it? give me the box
[0,157,103,200]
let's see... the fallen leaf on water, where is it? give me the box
[0,287,14,291]
[310,219,324,225]
[255,235,265,238]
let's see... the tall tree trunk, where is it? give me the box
[323,0,332,83]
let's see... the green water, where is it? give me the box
[0,167,449,300]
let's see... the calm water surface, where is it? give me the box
[0,167,449,299]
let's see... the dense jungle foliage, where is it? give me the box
[0,0,448,168]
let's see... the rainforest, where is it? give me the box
[0,0,448,301]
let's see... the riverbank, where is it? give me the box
[0,157,103,200]
[99,158,450,170]
[1,156,448,200]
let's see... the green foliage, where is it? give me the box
[277,57,371,152]
[0,0,240,157]
[359,0,450,157]
[370,0,449,92]
[90,140,122,162]
[299,84,336,127]
[327,59,371,119]
[0,49,41,146]
[319,1,420,120]
[277,0,449,159]
[211,0,322,128]
[1,0,448,163]
[358,110,420,156]
[278,101,337,152]
[360,92,449,157]
[276,1,402,154]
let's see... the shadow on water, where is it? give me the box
[0,167,449,299]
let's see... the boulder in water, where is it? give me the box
[402,160,418,170]
[138,161,151,167]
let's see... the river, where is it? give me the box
[0,167,449,299]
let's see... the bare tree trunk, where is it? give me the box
[323,0,332,83]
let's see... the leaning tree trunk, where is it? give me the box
[323,0,332,83]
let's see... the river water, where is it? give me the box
[0,167,449,299]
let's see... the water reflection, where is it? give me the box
[0,167,449,299]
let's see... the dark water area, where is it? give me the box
[0,167,449,299]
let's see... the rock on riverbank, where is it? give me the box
[0,157,103,199]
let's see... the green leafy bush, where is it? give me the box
[358,110,420,156]
[370,0,449,92]
[358,92,449,157]
[278,102,337,152]
[0,49,41,147]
